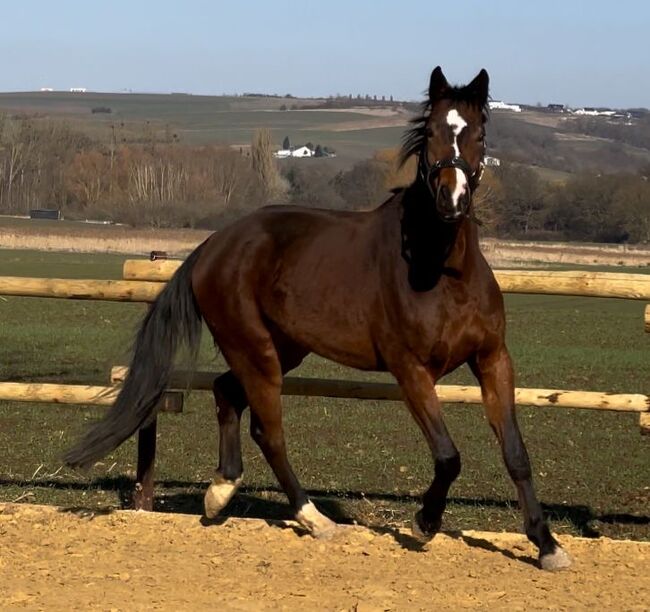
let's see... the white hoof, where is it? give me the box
[296,501,337,539]
[540,546,572,571]
[204,475,242,519]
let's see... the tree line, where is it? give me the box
[0,114,648,243]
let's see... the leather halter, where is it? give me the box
[417,147,483,222]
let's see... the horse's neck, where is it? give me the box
[400,183,478,291]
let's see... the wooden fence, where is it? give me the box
[0,257,648,510]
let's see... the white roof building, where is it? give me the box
[273,146,315,159]
[489,100,522,112]
[291,146,314,158]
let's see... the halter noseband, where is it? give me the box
[417,148,483,222]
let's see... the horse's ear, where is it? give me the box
[465,69,489,105]
[428,66,449,101]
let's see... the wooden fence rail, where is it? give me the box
[3,373,646,414]
[0,276,162,302]
[123,260,650,300]
[109,366,649,412]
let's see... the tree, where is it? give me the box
[305,142,314,151]
[281,161,344,209]
[282,136,291,150]
[492,165,547,236]
[314,144,324,157]
[334,159,390,210]
[251,128,287,201]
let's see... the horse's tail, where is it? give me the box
[64,245,205,470]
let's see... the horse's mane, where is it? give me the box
[399,89,489,167]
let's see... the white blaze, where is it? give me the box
[446,109,467,156]
[445,109,469,208]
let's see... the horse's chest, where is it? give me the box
[402,286,483,370]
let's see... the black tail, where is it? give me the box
[65,246,205,470]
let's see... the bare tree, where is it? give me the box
[251,128,287,201]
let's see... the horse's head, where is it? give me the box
[401,67,489,222]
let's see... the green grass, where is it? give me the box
[0,249,648,540]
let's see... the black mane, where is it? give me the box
[399,88,489,167]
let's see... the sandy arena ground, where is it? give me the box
[0,504,648,611]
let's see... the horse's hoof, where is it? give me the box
[411,510,438,542]
[296,501,337,539]
[539,546,572,571]
[204,475,242,519]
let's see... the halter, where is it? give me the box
[417,147,483,222]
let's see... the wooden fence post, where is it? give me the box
[133,419,157,511]
[131,392,184,511]
[641,413,650,436]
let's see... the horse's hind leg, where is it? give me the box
[393,361,461,540]
[470,345,571,571]
[221,334,335,538]
[204,371,247,519]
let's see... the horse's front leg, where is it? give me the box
[470,344,572,571]
[393,362,461,540]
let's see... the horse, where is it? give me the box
[65,67,571,570]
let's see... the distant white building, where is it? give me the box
[489,100,522,112]
[273,145,315,159]
[484,155,501,167]
[572,108,615,117]
[70,87,87,93]
[40,87,54,92]
[291,146,314,157]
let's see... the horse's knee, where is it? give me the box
[435,453,461,483]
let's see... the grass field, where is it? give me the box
[0,249,648,540]
[0,91,408,165]
[3,91,650,175]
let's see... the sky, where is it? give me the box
[0,0,648,108]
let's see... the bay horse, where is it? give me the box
[66,67,571,570]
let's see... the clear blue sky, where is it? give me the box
[1,0,647,108]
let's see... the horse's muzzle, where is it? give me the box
[435,185,471,223]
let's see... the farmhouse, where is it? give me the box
[572,107,616,117]
[488,100,522,112]
[291,145,314,158]
[484,155,501,167]
[273,145,315,158]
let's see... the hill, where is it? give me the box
[0,91,648,175]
